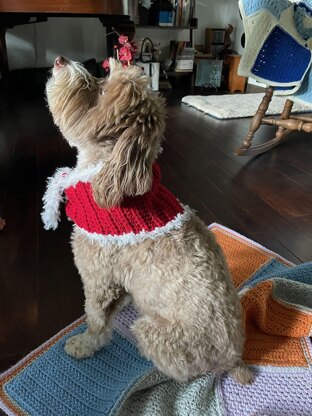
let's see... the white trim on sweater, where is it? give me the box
[41,163,103,230]
[73,204,192,247]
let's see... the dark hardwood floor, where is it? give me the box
[0,72,312,373]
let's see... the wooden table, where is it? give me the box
[0,0,138,85]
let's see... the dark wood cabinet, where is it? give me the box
[224,54,246,93]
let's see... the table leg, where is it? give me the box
[0,29,9,87]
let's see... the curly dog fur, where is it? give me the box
[45,56,253,384]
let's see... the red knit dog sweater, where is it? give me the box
[64,164,184,238]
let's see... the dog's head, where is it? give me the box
[46,56,166,208]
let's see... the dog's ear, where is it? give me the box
[91,71,166,208]
[91,128,155,208]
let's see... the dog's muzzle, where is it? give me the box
[54,56,69,70]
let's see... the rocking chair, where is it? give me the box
[236,0,312,156]
[236,87,312,156]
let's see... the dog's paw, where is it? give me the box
[229,363,254,385]
[64,333,96,359]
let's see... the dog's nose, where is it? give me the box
[54,56,68,68]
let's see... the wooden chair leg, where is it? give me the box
[235,90,310,156]
[276,99,293,139]
[235,87,273,155]
[242,98,294,155]
[0,29,9,88]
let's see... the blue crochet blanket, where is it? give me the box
[238,0,312,106]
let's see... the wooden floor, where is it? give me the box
[0,74,312,372]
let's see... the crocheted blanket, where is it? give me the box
[238,0,312,106]
[1,223,312,416]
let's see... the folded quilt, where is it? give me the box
[1,224,312,415]
[238,0,312,100]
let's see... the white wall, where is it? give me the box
[6,18,108,70]
[5,1,244,70]
[195,0,243,53]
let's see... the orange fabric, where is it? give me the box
[212,227,272,288]
[242,281,312,338]
[243,321,309,367]
[210,225,312,368]
[241,281,312,367]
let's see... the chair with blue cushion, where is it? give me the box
[236,0,312,156]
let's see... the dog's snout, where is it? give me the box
[54,56,68,69]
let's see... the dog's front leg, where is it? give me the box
[65,284,128,359]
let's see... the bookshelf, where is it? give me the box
[137,1,197,89]
[138,1,196,32]
[136,25,196,46]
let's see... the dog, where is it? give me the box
[42,56,253,385]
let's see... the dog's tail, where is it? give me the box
[228,360,254,385]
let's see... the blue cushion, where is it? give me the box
[251,26,311,83]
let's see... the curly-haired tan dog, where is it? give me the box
[43,56,253,384]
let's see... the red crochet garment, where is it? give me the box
[64,164,184,236]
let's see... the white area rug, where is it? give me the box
[181,93,312,119]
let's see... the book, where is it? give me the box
[175,0,194,27]
[174,44,195,71]
[175,59,194,70]
[159,10,175,26]
[181,0,191,27]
